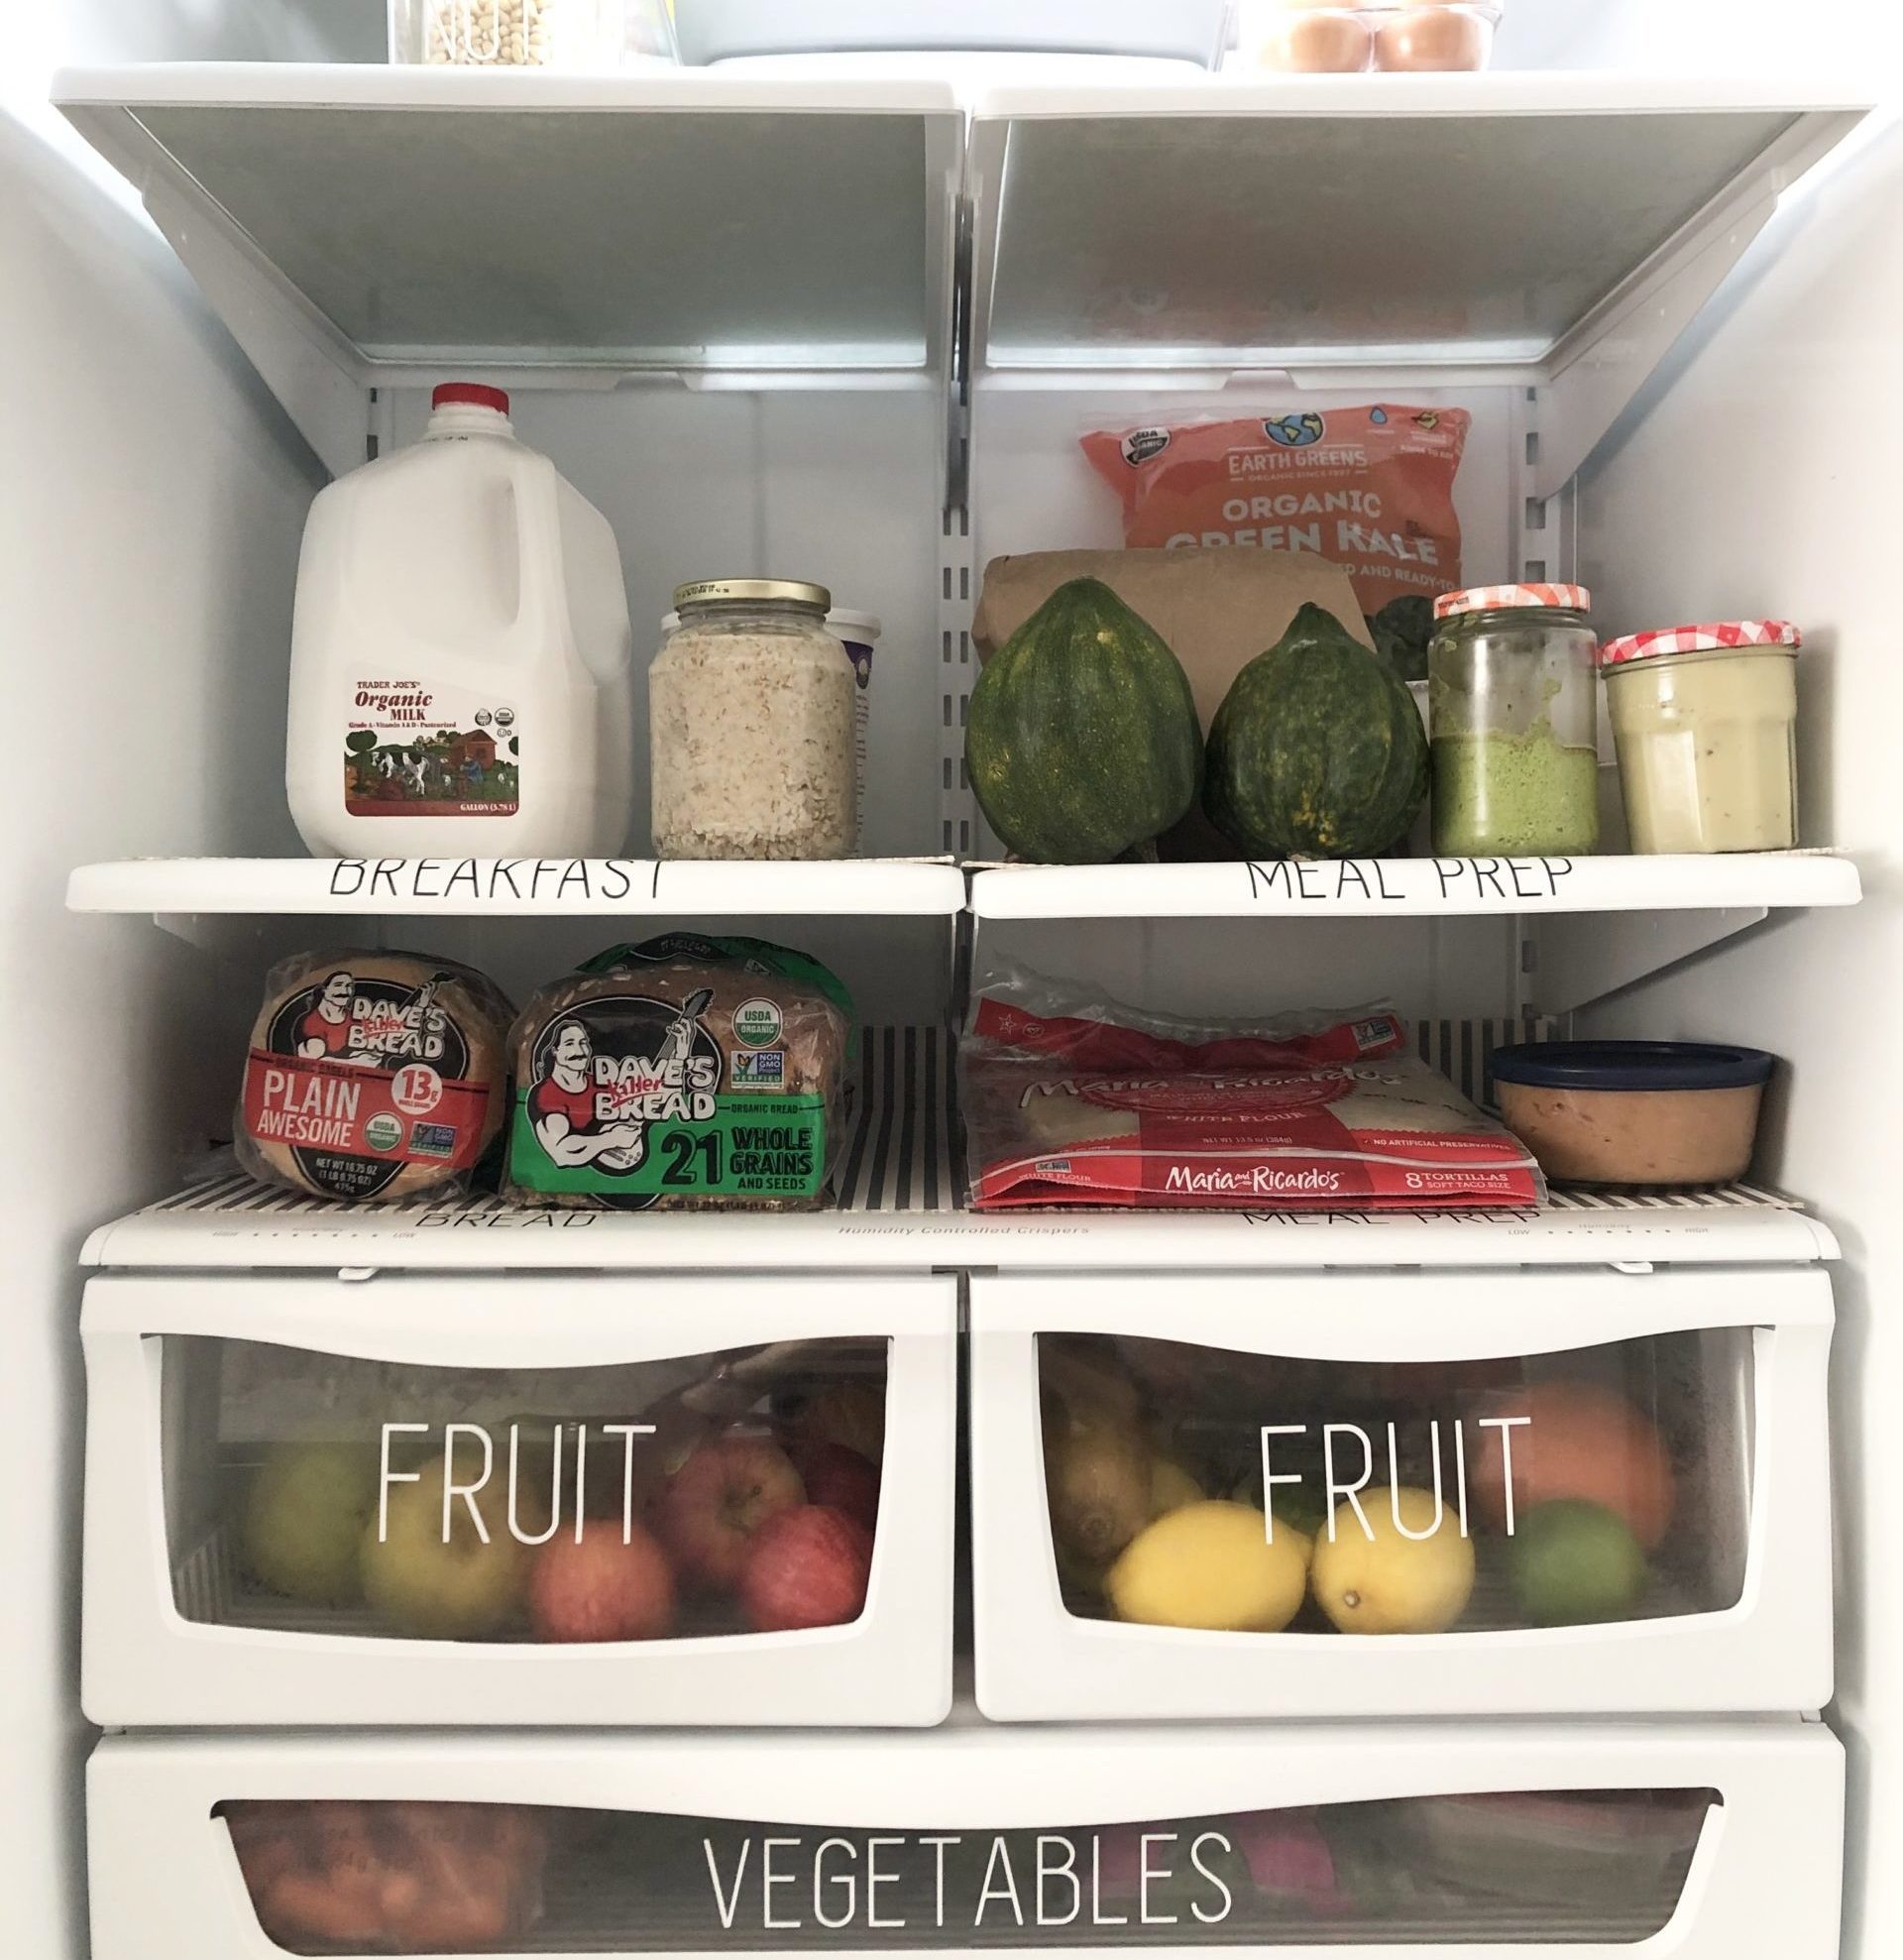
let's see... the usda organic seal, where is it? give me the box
[732,997,785,1049]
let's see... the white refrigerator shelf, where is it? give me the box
[83,1027,1837,1273]
[52,64,965,478]
[967,851,1862,920]
[66,856,966,919]
[964,75,1868,500]
[67,851,1860,923]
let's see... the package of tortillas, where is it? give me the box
[504,934,853,1212]
[961,964,1544,1213]
[236,950,515,1203]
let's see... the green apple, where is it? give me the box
[241,1441,380,1608]
[360,1458,529,1639]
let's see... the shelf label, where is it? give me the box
[701,1829,1243,1933]
[1261,1417,1530,1545]
[327,858,647,903]
[376,1419,655,1547]
[416,1207,598,1230]
[1244,857,1577,904]
[1243,1207,1538,1226]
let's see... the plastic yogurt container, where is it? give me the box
[1490,1040,1775,1188]
[826,611,880,852]
[1599,620,1800,854]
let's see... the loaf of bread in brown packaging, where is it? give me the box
[504,934,851,1212]
[236,950,513,1203]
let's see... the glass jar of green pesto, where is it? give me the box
[1428,583,1599,857]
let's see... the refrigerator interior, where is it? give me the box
[4,10,1902,1960]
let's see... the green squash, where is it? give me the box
[1204,603,1428,859]
[965,577,1202,863]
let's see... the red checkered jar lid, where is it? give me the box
[1599,620,1802,669]
[1433,583,1593,621]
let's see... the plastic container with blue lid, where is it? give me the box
[1490,1040,1774,1188]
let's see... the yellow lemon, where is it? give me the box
[1310,1486,1475,1634]
[1106,1500,1307,1633]
[1149,1457,1205,1519]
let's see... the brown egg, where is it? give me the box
[1258,7,1374,72]
[1373,5,1493,70]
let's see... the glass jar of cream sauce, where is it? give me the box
[1600,622,1799,854]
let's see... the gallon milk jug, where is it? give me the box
[286,382,634,857]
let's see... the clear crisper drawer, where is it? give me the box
[86,1721,1845,1959]
[81,1274,956,1727]
[971,1268,1833,1721]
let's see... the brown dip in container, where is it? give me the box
[1490,1041,1775,1188]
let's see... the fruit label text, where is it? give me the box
[1262,1416,1531,1541]
[702,1829,1239,1933]
[377,1421,655,1546]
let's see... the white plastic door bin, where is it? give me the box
[85,1719,1843,1958]
[81,1272,956,1727]
[971,1268,1832,1721]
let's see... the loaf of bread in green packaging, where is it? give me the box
[504,934,851,1212]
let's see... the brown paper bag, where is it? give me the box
[972,548,1376,860]
[972,546,1375,730]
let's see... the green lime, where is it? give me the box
[1271,1483,1329,1543]
[1228,1465,1329,1542]
[1509,1499,1648,1626]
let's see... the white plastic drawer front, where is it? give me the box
[81,1273,956,1727]
[970,1269,1832,1721]
[86,1722,1843,1959]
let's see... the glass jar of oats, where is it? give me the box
[389,0,675,68]
[650,579,856,861]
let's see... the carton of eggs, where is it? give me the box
[1242,1,1500,74]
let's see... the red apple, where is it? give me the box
[658,1435,805,1594]
[739,1505,873,1634]
[790,1440,882,1534]
[527,1520,677,1643]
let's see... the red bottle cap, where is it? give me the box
[431,382,510,415]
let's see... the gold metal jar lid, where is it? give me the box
[673,578,833,614]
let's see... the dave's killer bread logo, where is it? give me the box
[245,969,489,1198]
[522,990,724,1211]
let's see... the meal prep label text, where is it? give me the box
[1246,858,1577,904]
